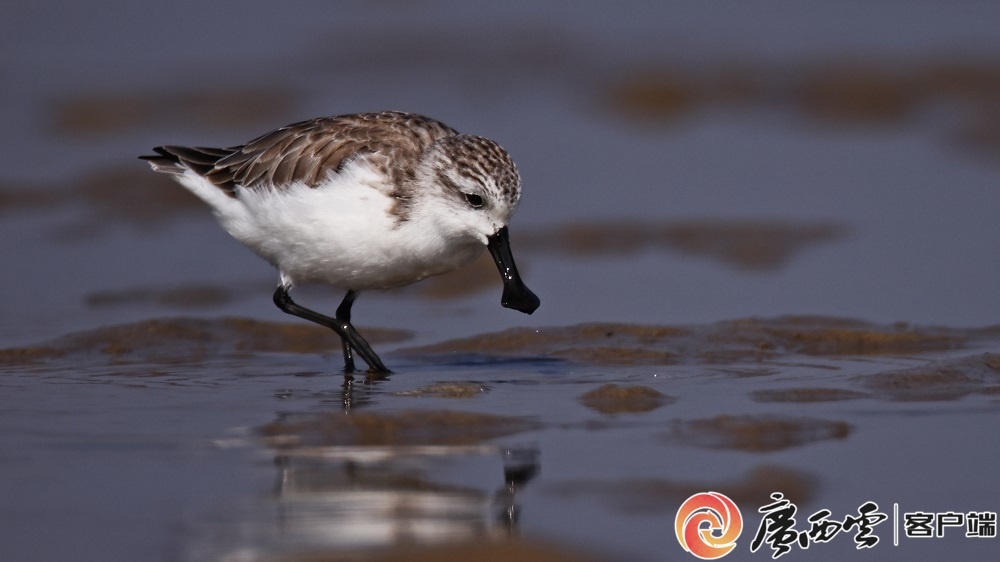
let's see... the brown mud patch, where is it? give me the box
[518,220,845,272]
[402,316,982,367]
[555,346,679,366]
[723,316,970,357]
[546,465,816,515]
[719,316,976,359]
[50,88,295,136]
[401,323,688,366]
[394,382,491,398]
[0,317,411,367]
[578,384,675,414]
[260,410,540,448]
[797,60,1000,131]
[0,165,203,231]
[668,414,851,452]
[752,388,869,403]
[84,283,252,310]
[797,64,918,125]
[604,59,1000,162]
[605,69,705,123]
[857,352,1000,401]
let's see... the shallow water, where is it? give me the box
[3,2,1000,561]
[4,318,1000,561]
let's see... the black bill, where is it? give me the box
[486,226,540,314]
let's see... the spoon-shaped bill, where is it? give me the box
[486,226,540,315]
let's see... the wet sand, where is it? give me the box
[4,316,1000,560]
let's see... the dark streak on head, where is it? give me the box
[435,168,463,197]
[433,135,520,208]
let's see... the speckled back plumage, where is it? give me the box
[144,111,459,195]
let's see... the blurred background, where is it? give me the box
[4,2,1000,562]
[4,0,1000,348]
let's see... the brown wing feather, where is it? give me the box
[202,112,459,192]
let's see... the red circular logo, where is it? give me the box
[675,492,743,559]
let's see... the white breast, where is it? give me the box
[203,163,484,291]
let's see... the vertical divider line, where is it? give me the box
[893,503,899,546]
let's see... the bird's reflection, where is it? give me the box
[337,371,387,412]
[496,447,540,532]
[195,372,542,560]
[267,442,540,554]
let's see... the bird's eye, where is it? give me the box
[464,193,484,208]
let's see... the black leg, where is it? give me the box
[336,291,358,373]
[272,286,389,374]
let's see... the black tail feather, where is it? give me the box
[139,145,234,176]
